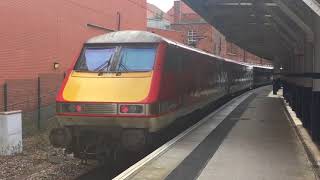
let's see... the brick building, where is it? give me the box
[0,0,146,84]
[147,27,184,43]
[151,0,272,66]
[147,3,171,30]
[0,0,146,124]
[147,2,184,43]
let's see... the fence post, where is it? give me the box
[37,77,41,130]
[3,83,7,112]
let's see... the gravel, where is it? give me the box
[0,132,97,180]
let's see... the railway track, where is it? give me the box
[75,150,148,180]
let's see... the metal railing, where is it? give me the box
[0,73,64,133]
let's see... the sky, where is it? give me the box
[147,0,175,12]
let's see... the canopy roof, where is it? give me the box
[183,0,317,62]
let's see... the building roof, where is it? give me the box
[147,3,171,21]
[183,0,313,61]
[166,1,197,16]
[166,1,203,23]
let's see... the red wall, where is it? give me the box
[0,0,146,84]
[171,23,215,53]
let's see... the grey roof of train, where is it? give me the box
[86,31,273,70]
[87,31,164,44]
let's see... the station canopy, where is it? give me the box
[183,0,319,62]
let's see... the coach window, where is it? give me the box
[164,47,182,72]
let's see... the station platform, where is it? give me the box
[114,86,317,180]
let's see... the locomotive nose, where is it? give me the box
[60,71,153,103]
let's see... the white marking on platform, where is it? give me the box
[282,97,320,168]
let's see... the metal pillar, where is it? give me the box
[3,83,7,112]
[284,55,293,110]
[311,15,320,142]
[37,77,41,130]
[291,55,299,113]
[299,42,314,130]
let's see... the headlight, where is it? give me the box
[68,104,83,112]
[57,103,144,115]
[67,104,76,112]
[57,103,83,113]
[119,104,144,114]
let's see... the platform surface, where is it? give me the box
[116,86,317,180]
[195,87,316,180]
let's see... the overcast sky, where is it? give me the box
[147,0,175,12]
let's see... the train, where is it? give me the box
[49,31,273,161]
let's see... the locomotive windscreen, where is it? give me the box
[118,47,156,72]
[78,48,116,72]
[74,46,156,72]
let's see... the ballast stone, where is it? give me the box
[0,111,22,155]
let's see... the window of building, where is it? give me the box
[187,30,198,46]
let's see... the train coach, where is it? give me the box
[50,31,273,160]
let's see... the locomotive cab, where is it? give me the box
[57,44,159,114]
[51,32,170,157]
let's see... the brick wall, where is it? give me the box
[171,23,215,53]
[147,27,184,43]
[0,0,146,116]
[0,0,146,82]
[0,87,3,111]
[181,13,203,23]
[0,73,65,135]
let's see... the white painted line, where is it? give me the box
[281,97,320,178]
[113,91,253,180]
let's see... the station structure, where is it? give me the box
[183,0,320,142]
[113,0,320,180]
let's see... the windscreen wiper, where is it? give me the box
[94,59,112,72]
[119,62,129,72]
